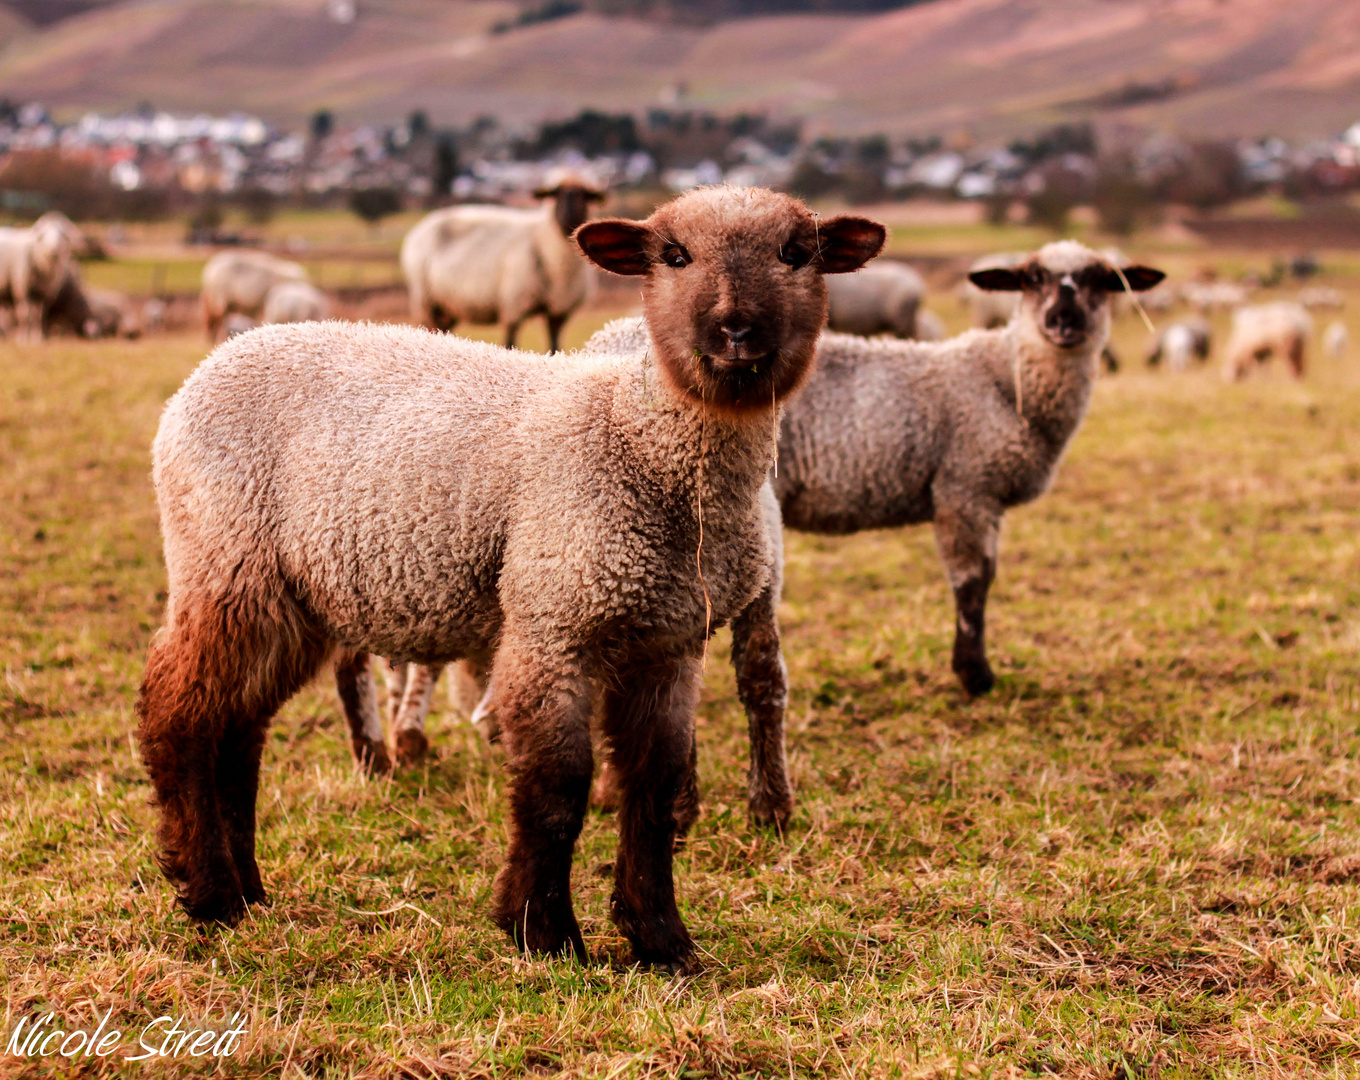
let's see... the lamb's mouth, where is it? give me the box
[1043,325,1087,348]
[704,351,777,374]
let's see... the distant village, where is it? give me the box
[1,98,1359,234]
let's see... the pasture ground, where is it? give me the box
[2,246,1360,1078]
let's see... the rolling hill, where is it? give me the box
[0,0,1356,140]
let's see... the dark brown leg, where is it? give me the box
[335,650,391,776]
[731,584,792,830]
[546,313,567,354]
[1288,336,1306,379]
[489,637,593,961]
[136,595,324,923]
[600,655,701,973]
[504,321,521,350]
[934,504,1001,697]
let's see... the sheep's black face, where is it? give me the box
[970,241,1165,352]
[576,187,885,415]
[537,181,606,237]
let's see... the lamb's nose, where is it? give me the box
[722,324,751,345]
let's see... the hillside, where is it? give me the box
[0,0,1356,140]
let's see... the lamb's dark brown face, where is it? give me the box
[969,240,1165,351]
[576,186,885,414]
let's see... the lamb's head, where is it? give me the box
[535,174,606,237]
[28,217,73,282]
[970,240,1164,351]
[576,186,885,414]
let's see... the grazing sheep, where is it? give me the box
[961,251,1024,328]
[262,280,330,325]
[1183,281,1248,313]
[1223,301,1311,381]
[401,175,603,352]
[135,186,884,971]
[1298,286,1344,311]
[826,259,926,338]
[0,216,74,341]
[201,250,308,342]
[1147,318,1212,371]
[1323,320,1348,361]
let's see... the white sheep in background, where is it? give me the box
[914,308,946,341]
[1183,281,1249,313]
[0,216,74,341]
[1223,301,1311,381]
[1147,318,1212,371]
[401,174,603,352]
[262,280,330,325]
[825,259,927,338]
[135,186,885,971]
[1298,286,1344,311]
[222,313,258,338]
[201,249,308,342]
[1323,320,1348,361]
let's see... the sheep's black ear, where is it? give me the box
[815,216,886,274]
[1104,265,1165,292]
[969,268,1025,291]
[575,219,653,276]
[533,185,561,200]
[585,188,607,202]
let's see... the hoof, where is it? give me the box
[492,869,588,962]
[394,727,429,767]
[954,657,995,698]
[178,880,248,926]
[748,787,793,833]
[351,735,393,777]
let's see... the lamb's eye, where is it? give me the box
[1024,267,1050,288]
[778,242,810,270]
[661,245,691,269]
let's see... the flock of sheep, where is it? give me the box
[2,180,1348,972]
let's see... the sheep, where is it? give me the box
[1147,318,1211,371]
[400,175,603,352]
[262,280,330,325]
[1323,320,1348,361]
[201,249,308,342]
[961,251,1024,328]
[134,186,885,971]
[1183,281,1248,313]
[222,313,258,338]
[141,298,168,335]
[0,216,74,341]
[1298,286,1344,311]
[1223,301,1311,381]
[825,259,926,339]
[914,308,946,342]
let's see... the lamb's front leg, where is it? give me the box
[392,663,444,766]
[601,655,701,973]
[731,584,792,831]
[933,503,1001,697]
[489,637,594,962]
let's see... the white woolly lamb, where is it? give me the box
[1223,301,1311,381]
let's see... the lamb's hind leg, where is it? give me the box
[934,503,1000,697]
[731,584,792,831]
[335,650,391,776]
[393,663,443,766]
[136,593,326,923]
[601,655,701,973]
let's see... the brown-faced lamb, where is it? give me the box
[201,250,308,343]
[400,175,603,352]
[0,215,74,341]
[826,259,927,339]
[262,280,330,325]
[135,186,885,971]
[1223,301,1311,381]
[1147,318,1211,371]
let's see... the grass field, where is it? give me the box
[3,260,1360,1078]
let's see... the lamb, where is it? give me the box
[1323,320,1348,361]
[1147,318,1211,371]
[135,186,885,971]
[825,259,927,338]
[401,175,603,352]
[262,280,330,325]
[0,215,74,341]
[1223,301,1311,381]
[200,249,308,342]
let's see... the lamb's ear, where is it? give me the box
[815,216,887,273]
[575,219,653,276]
[969,267,1025,291]
[533,184,561,200]
[584,187,607,202]
[1103,265,1165,292]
